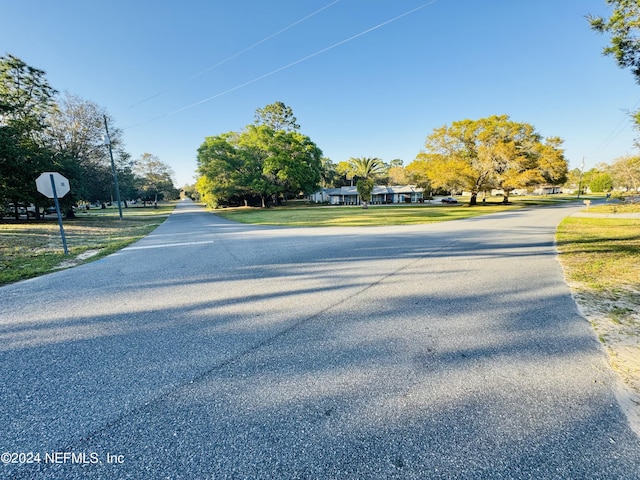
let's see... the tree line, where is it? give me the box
[196,3,640,209]
[196,107,572,208]
[564,156,640,194]
[0,54,178,219]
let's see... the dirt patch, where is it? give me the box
[570,286,640,436]
[53,249,102,270]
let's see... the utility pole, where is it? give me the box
[577,158,585,199]
[103,115,123,220]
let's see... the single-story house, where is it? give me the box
[308,185,423,205]
[489,185,563,196]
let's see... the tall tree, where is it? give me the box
[348,157,386,180]
[319,157,339,187]
[589,1,640,83]
[348,157,385,208]
[589,1,640,126]
[198,105,322,208]
[610,154,640,190]
[414,115,567,205]
[254,101,300,132]
[336,160,356,186]
[405,157,434,193]
[262,128,322,201]
[388,165,409,185]
[46,92,109,160]
[0,54,57,216]
[134,153,176,206]
[0,54,56,128]
[410,153,469,195]
[197,131,263,207]
[45,92,129,207]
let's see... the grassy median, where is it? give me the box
[0,204,175,286]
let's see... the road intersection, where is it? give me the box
[1,200,639,478]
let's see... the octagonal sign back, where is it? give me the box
[36,172,70,199]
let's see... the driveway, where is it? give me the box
[1,200,639,479]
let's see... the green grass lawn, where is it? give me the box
[216,204,517,226]
[556,215,640,291]
[585,202,640,214]
[213,195,577,227]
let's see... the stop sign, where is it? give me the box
[36,172,70,199]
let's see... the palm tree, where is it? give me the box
[348,157,386,208]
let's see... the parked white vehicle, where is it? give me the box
[3,203,37,218]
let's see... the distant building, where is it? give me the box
[489,185,563,196]
[308,185,423,205]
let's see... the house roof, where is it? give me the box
[316,185,423,196]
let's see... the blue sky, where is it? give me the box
[2,0,638,187]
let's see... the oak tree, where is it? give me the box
[412,115,567,204]
[197,106,322,208]
[134,153,177,205]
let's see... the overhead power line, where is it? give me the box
[167,0,438,117]
[128,0,341,109]
[590,100,640,158]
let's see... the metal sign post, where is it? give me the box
[49,174,69,255]
[36,171,70,255]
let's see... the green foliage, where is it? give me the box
[197,103,322,207]
[589,1,640,129]
[589,172,614,192]
[254,101,300,132]
[263,129,322,198]
[134,153,177,203]
[1,55,166,211]
[0,54,57,127]
[319,157,340,187]
[347,157,386,181]
[356,178,374,207]
[195,175,220,208]
[335,160,356,185]
[0,54,57,210]
[410,115,567,205]
[610,155,640,190]
[589,0,640,83]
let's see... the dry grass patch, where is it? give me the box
[556,213,640,432]
[0,204,174,285]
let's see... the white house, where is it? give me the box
[308,185,423,205]
[489,185,563,196]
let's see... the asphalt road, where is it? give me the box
[1,200,639,479]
